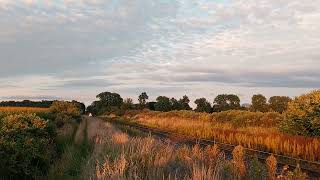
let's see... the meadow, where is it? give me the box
[122,110,320,162]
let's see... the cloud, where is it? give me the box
[0,0,319,103]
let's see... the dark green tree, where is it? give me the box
[194,98,212,113]
[138,92,149,108]
[96,92,123,107]
[213,94,240,112]
[154,96,172,112]
[170,98,181,110]
[251,94,268,112]
[268,96,291,113]
[179,95,192,110]
[94,92,124,115]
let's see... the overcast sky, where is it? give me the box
[0,0,319,105]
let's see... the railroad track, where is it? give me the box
[107,118,320,178]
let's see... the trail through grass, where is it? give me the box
[45,117,92,179]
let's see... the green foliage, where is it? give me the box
[247,156,266,180]
[96,92,123,107]
[213,110,283,128]
[194,98,212,113]
[87,92,124,115]
[50,101,81,118]
[281,90,320,136]
[268,96,291,113]
[170,97,181,110]
[155,96,172,112]
[0,100,53,108]
[0,113,56,179]
[121,98,134,112]
[251,94,268,112]
[213,94,241,112]
[138,92,149,108]
[179,95,192,110]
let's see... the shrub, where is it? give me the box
[281,90,320,136]
[49,101,81,119]
[0,113,56,178]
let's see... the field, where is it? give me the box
[121,110,320,162]
[0,106,49,114]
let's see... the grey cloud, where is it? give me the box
[56,79,120,88]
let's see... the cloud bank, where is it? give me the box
[0,0,319,104]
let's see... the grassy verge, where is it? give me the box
[45,118,92,179]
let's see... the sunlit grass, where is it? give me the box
[122,110,320,161]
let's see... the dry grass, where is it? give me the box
[123,110,320,161]
[0,106,49,113]
[78,117,309,180]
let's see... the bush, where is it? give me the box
[281,90,320,136]
[0,113,56,178]
[49,101,81,119]
[212,110,283,128]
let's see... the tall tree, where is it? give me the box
[251,94,268,112]
[268,96,291,113]
[170,98,181,110]
[138,92,149,108]
[154,96,172,112]
[96,92,123,107]
[194,98,212,113]
[213,94,240,112]
[179,95,192,110]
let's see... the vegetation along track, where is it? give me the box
[105,117,320,178]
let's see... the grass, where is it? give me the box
[0,106,49,113]
[117,110,320,162]
[45,118,92,179]
[79,119,307,180]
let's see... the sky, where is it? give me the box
[0,0,320,105]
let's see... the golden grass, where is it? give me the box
[123,110,320,161]
[0,107,49,113]
[81,119,307,180]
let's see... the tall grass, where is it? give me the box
[80,119,307,180]
[121,110,320,161]
[46,118,92,179]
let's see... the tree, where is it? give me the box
[170,98,182,110]
[281,90,320,136]
[213,94,240,112]
[72,100,86,115]
[138,92,149,108]
[121,98,134,111]
[49,101,81,118]
[251,94,268,112]
[154,96,172,112]
[96,92,123,107]
[91,92,124,115]
[194,98,212,113]
[147,102,156,111]
[268,96,291,113]
[179,95,192,110]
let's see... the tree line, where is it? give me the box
[87,91,292,115]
